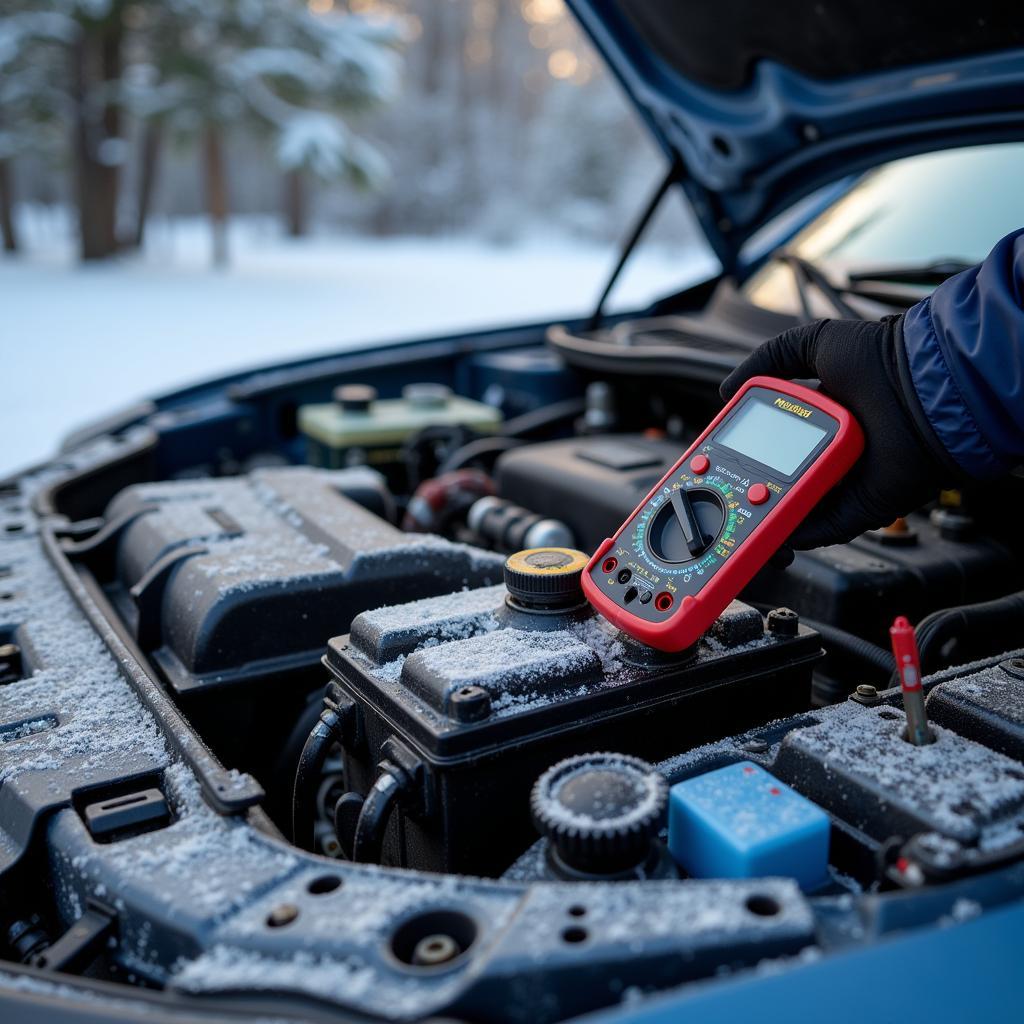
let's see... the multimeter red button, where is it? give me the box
[689,454,710,475]
[748,483,770,505]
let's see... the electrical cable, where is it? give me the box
[291,684,354,850]
[435,436,525,476]
[748,601,893,678]
[433,397,587,477]
[500,397,586,439]
[810,618,894,676]
[351,763,407,864]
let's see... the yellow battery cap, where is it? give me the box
[503,548,590,609]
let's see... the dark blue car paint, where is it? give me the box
[566,0,1024,273]
[587,895,1024,1024]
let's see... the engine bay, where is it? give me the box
[2,338,1023,1020]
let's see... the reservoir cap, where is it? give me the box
[403,382,452,408]
[531,752,667,875]
[333,384,378,413]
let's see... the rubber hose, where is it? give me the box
[890,591,1024,687]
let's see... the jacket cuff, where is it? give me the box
[901,298,1010,480]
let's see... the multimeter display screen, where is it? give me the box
[715,398,827,475]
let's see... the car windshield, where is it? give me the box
[743,143,1024,314]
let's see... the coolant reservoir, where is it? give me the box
[300,383,502,473]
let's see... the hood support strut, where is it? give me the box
[586,157,683,331]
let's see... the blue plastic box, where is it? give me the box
[667,761,830,889]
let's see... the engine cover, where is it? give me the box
[326,588,822,876]
[104,467,503,694]
[495,435,681,552]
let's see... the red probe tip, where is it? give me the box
[889,614,934,745]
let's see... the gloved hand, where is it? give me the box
[720,316,958,549]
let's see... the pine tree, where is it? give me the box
[0,8,76,253]
[1,0,402,262]
[124,0,402,263]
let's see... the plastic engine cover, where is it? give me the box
[106,467,504,694]
[326,591,822,875]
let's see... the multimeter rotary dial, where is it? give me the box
[645,488,725,563]
[583,377,864,651]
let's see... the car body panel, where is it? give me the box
[566,0,1024,271]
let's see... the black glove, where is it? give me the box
[720,317,958,549]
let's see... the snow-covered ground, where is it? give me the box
[1,213,714,476]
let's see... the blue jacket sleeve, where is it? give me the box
[902,228,1024,479]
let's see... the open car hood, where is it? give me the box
[567,0,1024,273]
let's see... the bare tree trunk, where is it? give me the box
[283,168,307,238]
[130,120,163,250]
[72,14,123,261]
[0,160,17,254]
[420,0,443,95]
[202,125,229,267]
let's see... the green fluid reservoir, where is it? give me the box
[299,383,502,475]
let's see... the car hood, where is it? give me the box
[567,0,1024,272]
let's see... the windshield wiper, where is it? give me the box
[846,259,975,286]
[775,254,975,319]
[776,253,861,320]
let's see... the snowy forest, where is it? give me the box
[0,0,681,264]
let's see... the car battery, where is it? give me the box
[325,549,822,876]
[299,382,502,480]
[773,699,1024,848]
[926,658,1024,762]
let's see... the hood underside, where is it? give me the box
[567,0,1024,271]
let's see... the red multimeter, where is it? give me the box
[582,376,864,652]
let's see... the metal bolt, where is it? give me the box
[1002,658,1024,681]
[741,739,769,754]
[266,903,299,928]
[411,933,460,967]
[852,683,882,706]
